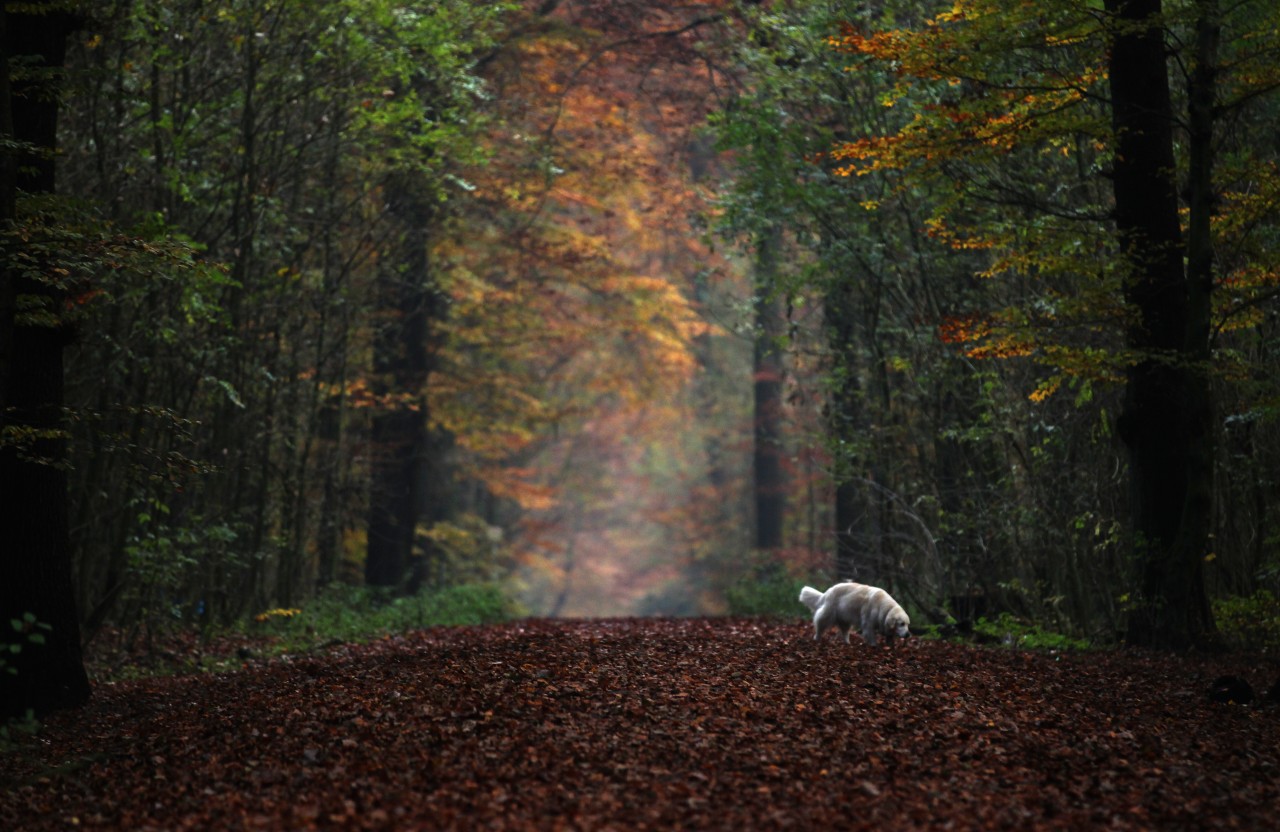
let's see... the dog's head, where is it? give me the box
[886,609,911,641]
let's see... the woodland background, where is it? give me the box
[4,0,1280,718]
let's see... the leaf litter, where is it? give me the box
[3,618,1279,830]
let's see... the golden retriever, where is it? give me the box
[799,582,911,646]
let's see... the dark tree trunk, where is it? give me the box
[365,242,427,586]
[752,224,786,552]
[365,187,446,588]
[1108,0,1215,648]
[315,393,344,586]
[826,273,881,584]
[407,426,455,593]
[0,5,91,719]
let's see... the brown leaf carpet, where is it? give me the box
[3,618,1278,830]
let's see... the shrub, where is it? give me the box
[253,582,523,648]
[972,612,1090,651]
[1212,590,1280,651]
[725,571,810,618]
[2,614,49,752]
[1,613,50,678]
[416,583,519,627]
[0,709,39,754]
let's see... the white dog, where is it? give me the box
[799,582,911,646]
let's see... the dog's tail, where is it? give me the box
[799,585,823,612]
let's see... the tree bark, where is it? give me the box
[825,272,882,584]
[0,4,91,719]
[1108,0,1215,648]
[365,186,445,588]
[752,223,786,552]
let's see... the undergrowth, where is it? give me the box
[1212,590,1280,651]
[969,612,1091,651]
[86,582,522,682]
[725,570,810,618]
[251,582,521,648]
[907,611,1093,651]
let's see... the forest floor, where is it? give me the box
[2,617,1279,830]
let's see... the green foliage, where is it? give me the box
[1,198,224,472]
[252,583,523,648]
[724,565,810,619]
[1,615,49,753]
[1,613,51,677]
[1212,591,1280,651]
[54,0,528,635]
[416,515,512,586]
[342,0,514,184]
[415,584,520,628]
[971,613,1090,651]
[95,584,523,681]
[120,500,242,626]
[0,709,40,755]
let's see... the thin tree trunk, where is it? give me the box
[752,223,786,552]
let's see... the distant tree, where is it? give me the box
[752,224,787,553]
[364,184,442,588]
[358,1,509,588]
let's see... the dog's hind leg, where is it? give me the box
[813,604,836,640]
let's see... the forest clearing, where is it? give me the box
[3,618,1279,830]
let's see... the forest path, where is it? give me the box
[2,618,1278,830]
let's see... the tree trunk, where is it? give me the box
[0,5,91,719]
[365,186,444,588]
[825,272,882,583]
[752,223,786,552]
[1108,0,1215,648]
